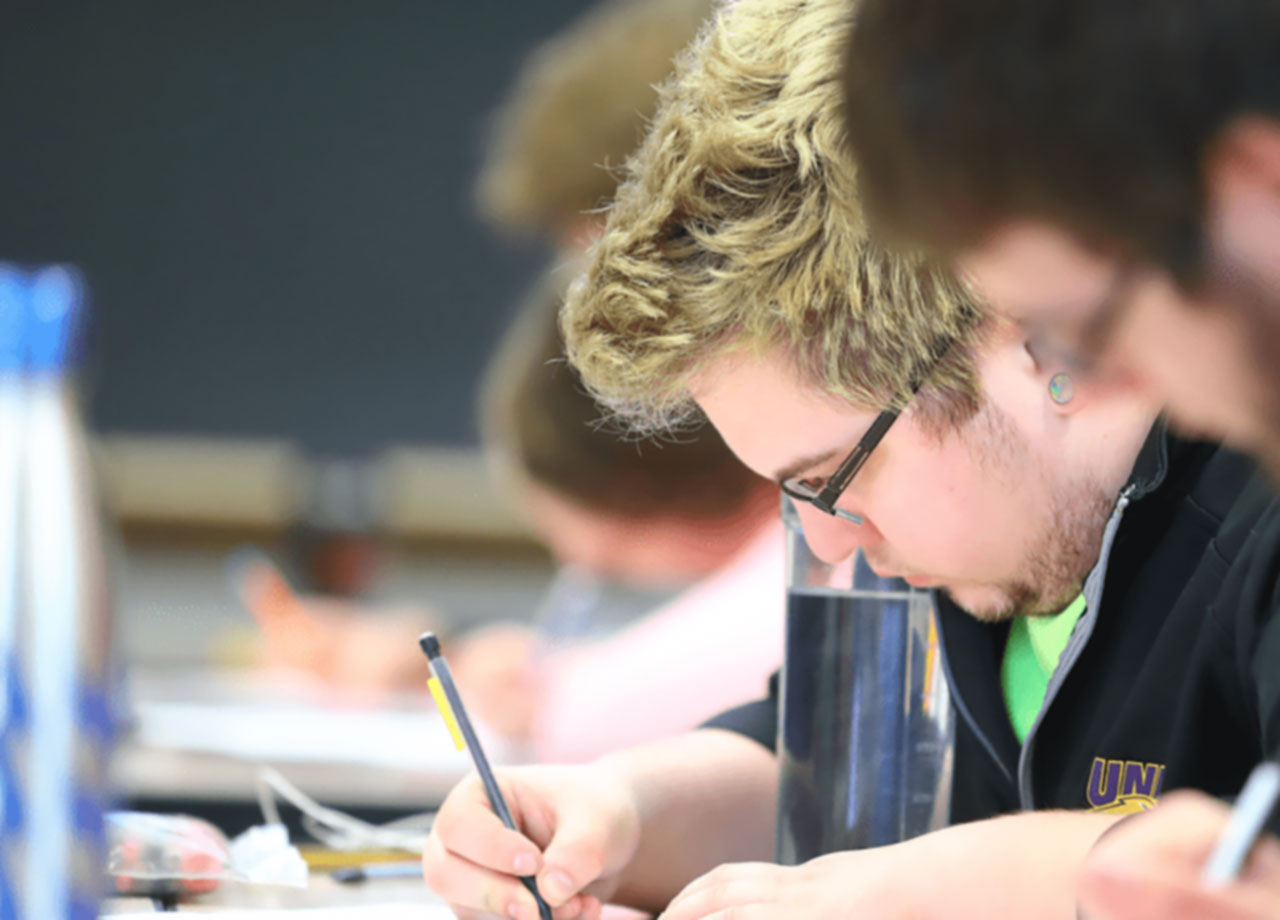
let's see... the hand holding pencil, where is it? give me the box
[228,548,433,697]
[1078,787,1280,920]
[419,633,642,920]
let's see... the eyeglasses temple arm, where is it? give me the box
[814,407,900,511]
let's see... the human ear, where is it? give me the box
[1017,313,1149,414]
[1205,117,1280,283]
[1041,362,1155,417]
[1209,117,1280,197]
[1021,336,1095,415]
[1031,332,1150,414]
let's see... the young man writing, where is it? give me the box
[421,1,1280,917]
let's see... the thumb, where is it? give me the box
[535,807,611,908]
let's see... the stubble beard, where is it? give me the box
[946,404,1118,623]
[949,477,1114,623]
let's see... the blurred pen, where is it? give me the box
[332,860,423,884]
[1203,760,1280,885]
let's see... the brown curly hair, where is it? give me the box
[561,0,986,436]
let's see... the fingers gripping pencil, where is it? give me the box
[419,632,554,920]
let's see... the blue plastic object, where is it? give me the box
[26,266,82,372]
[0,261,108,920]
[0,265,25,372]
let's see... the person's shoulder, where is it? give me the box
[1213,466,1280,566]
[1164,437,1280,624]
[1168,436,1273,555]
[1189,434,1261,501]
[1210,470,1280,635]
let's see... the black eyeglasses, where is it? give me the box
[780,405,903,526]
[778,330,960,528]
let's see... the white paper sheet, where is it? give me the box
[132,698,470,771]
[126,670,512,772]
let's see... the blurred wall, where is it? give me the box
[0,0,597,456]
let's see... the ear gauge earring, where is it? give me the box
[1048,372,1075,405]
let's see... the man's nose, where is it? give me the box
[794,503,866,565]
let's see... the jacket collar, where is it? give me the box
[1125,417,1171,502]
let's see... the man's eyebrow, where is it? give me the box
[772,447,842,485]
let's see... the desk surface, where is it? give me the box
[102,875,651,918]
[103,874,443,914]
[117,669,523,814]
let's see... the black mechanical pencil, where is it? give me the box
[419,632,554,920]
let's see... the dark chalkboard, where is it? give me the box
[0,1,596,456]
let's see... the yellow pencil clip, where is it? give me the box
[922,615,940,714]
[427,675,466,751]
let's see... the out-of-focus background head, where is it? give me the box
[475,0,714,246]
[480,265,771,587]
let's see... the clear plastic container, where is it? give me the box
[775,496,953,864]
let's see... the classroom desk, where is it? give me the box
[116,668,523,835]
[101,875,653,918]
[101,873,444,914]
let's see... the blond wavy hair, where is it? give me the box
[562,0,986,434]
[476,0,713,238]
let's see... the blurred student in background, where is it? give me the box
[243,268,782,760]
[840,1,1280,917]
[462,0,779,761]
[458,270,781,760]
[248,0,784,761]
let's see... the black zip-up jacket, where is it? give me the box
[708,425,1280,826]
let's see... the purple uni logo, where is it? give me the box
[1086,757,1166,815]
